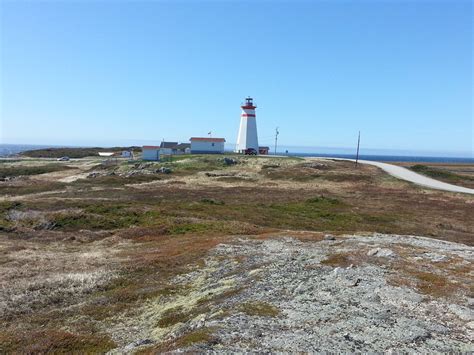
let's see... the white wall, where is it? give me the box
[172,148,191,155]
[190,141,225,153]
[160,148,173,155]
[142,148,160,161]
[236,115,259,152]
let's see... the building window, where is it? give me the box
[212,143,215,146]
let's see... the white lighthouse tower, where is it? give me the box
[236,97,259,153]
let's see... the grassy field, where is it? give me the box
[0,153,472,352]
[408,164,474,189]
[0,164,76,179]
[388,161,474,189]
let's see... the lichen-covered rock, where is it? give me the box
[367,247,395,257]
[108,234,473,353]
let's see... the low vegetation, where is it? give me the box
[0,164,75,179]
[320,252,353,267]
[411,271,453,297]
[173,328,217,348]
[0,330,116,353]
[145,327,217,352]
[410,164,474,188]
[21,146,139,158]
[157,306,194,328]
[0,181,66,197]
[0,201,20,230]
[239,301,280,317]
[1,151,473,352]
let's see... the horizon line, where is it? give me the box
[0,142,472,159]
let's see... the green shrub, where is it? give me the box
[306,196,341,206]
[200,198,225,205]
[0,201,22,231]
[170,223,210,235]
[53,205,145,231]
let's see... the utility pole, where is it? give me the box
[274,127,279,156]
[355,131,361,167]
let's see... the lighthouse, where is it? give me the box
[236,97,259,153]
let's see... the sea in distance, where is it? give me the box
[1,144,473,164]
[290,152,474,164]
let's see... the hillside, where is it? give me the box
[20,146,140,159]
[0,155,472,352]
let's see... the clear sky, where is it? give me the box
[1,0,472,156]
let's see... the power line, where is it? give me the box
[274,127,279,155]
[355,131,361,167]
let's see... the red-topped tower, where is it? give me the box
[235,97,259,153]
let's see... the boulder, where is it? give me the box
[224,157,238,166]
[367,247,395,257]
[157,167,172,174]
[324,234,336,241]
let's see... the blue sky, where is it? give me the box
[1,0,472,156]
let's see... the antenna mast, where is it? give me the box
[274,127,279,156]
[355,131,361,167]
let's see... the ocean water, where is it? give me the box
[0,144,58,157]
[288,152,474,164]
[1,144,472,164]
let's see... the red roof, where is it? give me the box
[190,137,226,142]
[142,146,161,149]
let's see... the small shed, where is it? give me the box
[142,146,160,161]
[190,137,226,154]
[259,146,270,155]
[160,142,178,155]
[172,143,191,155]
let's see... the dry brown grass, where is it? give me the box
[0,229,233,351]
[410,271,454,297]
[320,252,354,267]
[387,258,472,299]
[137,327,219,353]
[0,329,116,353]
[388,270,462,299]
[157,306,195,328]
[1,155,473,352]
[239,301,280,317]
[319,248,375,268]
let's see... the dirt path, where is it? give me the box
[315,158,474,195]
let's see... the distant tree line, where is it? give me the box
[21,147,140,158]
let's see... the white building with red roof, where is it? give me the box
[190,137,226,154]
[142,146,160,161]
